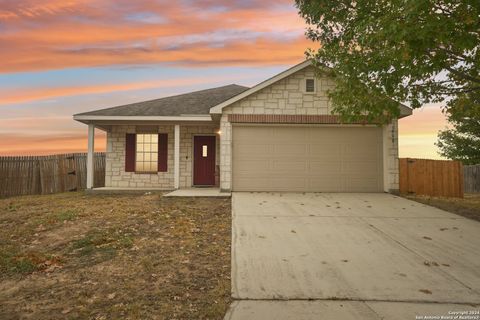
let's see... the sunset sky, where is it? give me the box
[0,0,448,158]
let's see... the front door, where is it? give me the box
[193,136,216,186]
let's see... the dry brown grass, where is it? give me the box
[0,192,231,319]
[406,193,480,222]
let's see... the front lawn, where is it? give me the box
[0,192,231,319]
[406,193,480,222]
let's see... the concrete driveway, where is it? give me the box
[227,192,480,319]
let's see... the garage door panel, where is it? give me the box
[235,144,271,157]
[310,144,342,157]
[273,144,308,156]
[343,145,380,158]
[272,160,307,172]
[309,160,342,173]
[269,177,308,191]
[342,160,379,174]
[232,126,383,192]
[234,177,270,191]
[274,128,307,140]
[234,127,273,141]
[235,159,270,173]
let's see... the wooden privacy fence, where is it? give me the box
[0,153,105,198]
[464,164,480,193]
[399,158,464,198]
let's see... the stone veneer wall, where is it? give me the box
[105,124,219,189]
[383,120,400,193]
[219,65,400,192]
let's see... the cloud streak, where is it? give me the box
[0,74,255,105]
[0,132,106,156]
[0,0,310,73]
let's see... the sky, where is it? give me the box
[0,0,448,158]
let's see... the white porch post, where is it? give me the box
[174,124,180,189]
[86,123,95,189]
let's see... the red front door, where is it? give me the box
[193,136,216,186]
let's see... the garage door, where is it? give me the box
[232,126,383,192]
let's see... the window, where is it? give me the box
[136,134,158,172]
[306,79,315,92]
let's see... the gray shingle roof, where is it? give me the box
[75,84,249,117]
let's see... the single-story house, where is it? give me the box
[73,60,412,193]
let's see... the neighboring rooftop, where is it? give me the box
[74,84,249,117]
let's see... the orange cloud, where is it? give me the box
[0,1,311,73]
[0,132,106,156]
[1,36,313,74]
[0,0,85,20]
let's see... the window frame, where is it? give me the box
[135,133,159,173]
[305,78,316,94]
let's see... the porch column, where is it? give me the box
[86,123,95,189]
[174,124,180,189]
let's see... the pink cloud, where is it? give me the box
[0,0,311,73]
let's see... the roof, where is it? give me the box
[74,84,249,117]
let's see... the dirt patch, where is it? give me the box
[406,193,480,222]
[0,192,231,319]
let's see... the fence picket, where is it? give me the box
[0,153,105,198]
[399,158,464,198]
[464,164,480,193]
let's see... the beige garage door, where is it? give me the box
[232,126,384,192]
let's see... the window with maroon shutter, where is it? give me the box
[135,134,158,172]
[158,134,168,172]
[125,133,136,172]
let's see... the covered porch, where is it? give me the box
[75,115,222,191]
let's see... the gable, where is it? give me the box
[221,65,335,116]
[211,60,412,118]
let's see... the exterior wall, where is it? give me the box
[219,65,400,192]
[222,66,334,116]
[383,120,399,193]
[105,124,219,189]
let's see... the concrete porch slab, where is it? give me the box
[163,188,231,198]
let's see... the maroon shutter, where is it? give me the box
[158,133,168,172]
[125,133,136,172]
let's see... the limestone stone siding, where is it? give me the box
[222,66,334,116]
[383,120,399,193]
[219,114,233,191]
[105,124,219,189]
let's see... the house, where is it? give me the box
[73,60,412,193]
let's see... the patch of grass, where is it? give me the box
[70,228,134,264]
[407,193,480,222]
[0,247,44,275]
[7,203,18,212]
[55,210,78,222]
[31,209,79,231]
[0,192,231,319]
